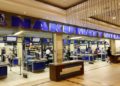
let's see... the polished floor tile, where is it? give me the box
[1,61,120,86]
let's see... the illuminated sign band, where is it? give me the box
[10,16,120,39]
[49,23,62,32]
[0,14,120,40]
[76,28,97,37]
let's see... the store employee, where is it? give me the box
[46,48,51,65]
[1,47,6,62]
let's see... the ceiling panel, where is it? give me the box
[22,31,52,38]
[36,0,88,9]
[91,9,120,27]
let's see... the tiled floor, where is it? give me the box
[18,61,120,86]
[1,61,120,86]
[0,66,49,86]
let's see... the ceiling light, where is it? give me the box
[13,31,24,36]
[119,3,120,5]
[23,11,26,14]
[112,16,116,20]
[70,37,82,39]
[94,10,97,13]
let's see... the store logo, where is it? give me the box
[0,13,6,26]
[10,15,120,40]
[11,16,31,28]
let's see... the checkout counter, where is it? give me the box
[110,54,120,63]
[24,55,47,73]
[0,63,7,79]
[49,60,84,81]
[27,59,46,72]
[97,53,107,61]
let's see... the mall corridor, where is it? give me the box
[18,62,120,86]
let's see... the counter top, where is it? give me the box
[0,62,7,67]
[28,59,47,62]
[77,54,97,56]
[113,54,120,56]
[70,56,78,58]
[49,60,84,81]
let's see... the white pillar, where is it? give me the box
[53,33,63,64]
[17,37,23,64]
[110,39,116,55]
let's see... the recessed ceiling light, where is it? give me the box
[23,11,26,14]
[70,37,82,39]
[119,3,120,5]
[14,31,24,36]
[112,16,116,20]
[46,16,49,19]
[94,10,97,13]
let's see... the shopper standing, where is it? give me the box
[39,49,41,59]
[46,48,51,65]
[66,49,71,60]
[73,47,77,55]
[106,47,112,63]
[1,47,6,62]
[8,52,14,66]
[77,47,80,54]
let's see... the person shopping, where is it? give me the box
[106,47,112,63]
[46,48,51,65]
[1,47,6,62]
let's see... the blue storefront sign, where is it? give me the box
[98,32,103,37]
[0,14,120,40]
[49,23,62,32]
[63,25,76,34]
[69,26,76,34]
[87,29,97,37]
[76,28,97,37]
[76,28,87,35]
[63,25,69,34]
[33,20,41,30]
[11,16,31,28]
[41,20,49,31]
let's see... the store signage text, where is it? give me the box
[76,28,98,37]
[1,14,120,39]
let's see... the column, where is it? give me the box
[97,41,99,48]
[41,38,44,58]
[110,39,116,55]
[70,43,74,52]
[88,41,90,48]
[53,33,63,64]
[17,37,23,64]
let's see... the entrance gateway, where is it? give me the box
[0,11,120,81]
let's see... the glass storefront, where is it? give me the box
[62,35,110,63]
